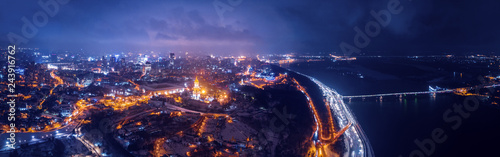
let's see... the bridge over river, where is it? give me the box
[342,84,500,99]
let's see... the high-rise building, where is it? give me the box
[120,58,126,66]
[102,56,107,67]
[110,56,116,67]
[169,53,175,59]
[169,53,175,66]
[143,61,152,76]
[136,55,142,64]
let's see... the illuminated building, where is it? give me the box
[192,77,201,100]
[143,61,152,75]
[140,82,185,95]
[143,55,149,64]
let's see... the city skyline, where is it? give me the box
[2,1,500,157]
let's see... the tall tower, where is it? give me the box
[192,77,201,100]
[194,77,199,88]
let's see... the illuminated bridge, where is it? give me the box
[342,90,453,99]
[341,85,494,99]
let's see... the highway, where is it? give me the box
[291,70,374,157]
[309,77,373,157]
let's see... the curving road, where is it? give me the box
[309,77,374,157]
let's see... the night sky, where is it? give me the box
[1,0,499,55]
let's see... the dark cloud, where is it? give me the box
[155,33,177,40]
[1,0,499,55]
